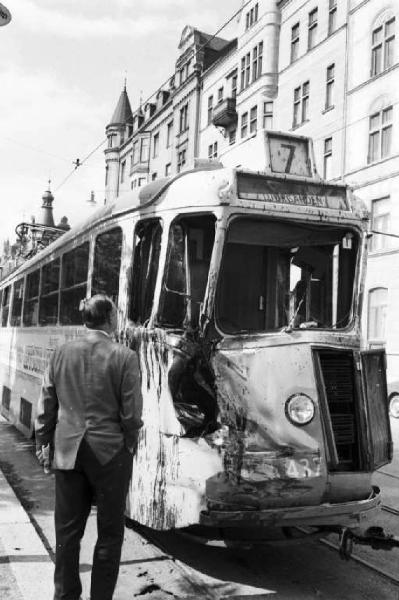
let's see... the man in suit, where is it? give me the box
[35,294,143,600]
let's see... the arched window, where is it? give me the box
[367,287,388,345]
[371,12,395,76]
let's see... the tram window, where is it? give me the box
[39,259,60,325]
[10,279,24,327]
[23,270,40,327]
[1,286,11,327]
[129,220,162,324]
[216,218,358,333]
[159,215,216,328]
[92,227,122,303]
[60,241,90,325]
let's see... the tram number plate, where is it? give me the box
[285,456,321,479]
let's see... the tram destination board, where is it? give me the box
[237,173,349,211]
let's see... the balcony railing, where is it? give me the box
[212,97,238,128]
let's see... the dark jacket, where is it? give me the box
[35,330,143,469]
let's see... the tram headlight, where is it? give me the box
[285,394,315,426]
[389,394,399,419]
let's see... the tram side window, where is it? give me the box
[23,270,40,326]
[159,215,216,329]
[129,220,162,324]
[40,259,60,325]
[1,286,11,327]
[60,242,90,325]
[10,279,24,327]
[92,227,122,303]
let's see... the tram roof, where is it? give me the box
[2,160,367,283]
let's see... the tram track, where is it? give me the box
[315,501,399,588]
[318,535,399,587]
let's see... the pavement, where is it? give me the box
[0,466,54,600]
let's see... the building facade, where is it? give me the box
[104,0,399,383]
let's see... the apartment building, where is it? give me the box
[104,26,233,204]
[199,0,280,168]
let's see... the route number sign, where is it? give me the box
[265,132,313,177]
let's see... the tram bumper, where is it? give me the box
[200,485,382,530]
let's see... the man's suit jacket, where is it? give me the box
[35,330,143,470]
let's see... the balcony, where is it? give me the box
[212,97,237,128]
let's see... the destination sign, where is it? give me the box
[237,173,349,211]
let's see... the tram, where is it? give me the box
[0,131,394,546]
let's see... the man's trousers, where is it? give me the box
[53,439,133,600]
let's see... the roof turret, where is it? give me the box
[108,86,133,127]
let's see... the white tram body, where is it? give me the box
[0,132,392,539]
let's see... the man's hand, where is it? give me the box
[36,444,53,474]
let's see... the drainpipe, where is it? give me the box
[341,0,351,181]
[193,71,202,159]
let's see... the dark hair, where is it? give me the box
[80,294,114,329]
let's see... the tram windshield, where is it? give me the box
[216,217,359,333]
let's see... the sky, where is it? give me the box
[0,0,242,247]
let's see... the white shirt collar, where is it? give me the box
[86,328,111,339]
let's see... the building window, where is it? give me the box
[207,96,213,125]
[263,101,273,129]
[328,0,337,35]
[179,103,189,133]
[208,142,218,159]
[325,63,335,109]
[177,149,186,172]
[241,112,248,138]
[371,17,395,76]
[165,163,171,176]
[140,137,149,162]
[246,3,259,30]
[231,73,238,98]
[367,287,387,344]
[153,132,159,158]
[291,22,300,62]
[241,53,251,90]
[308,8,318,50]
[120,160,126,183]
[132,140,139,164]
[371,197,390,251]
[217,87,224,104]
[252,42,263,82]
[250,105,257,134]
[293,81,309,127]
[166,121,173,148]
[323,137,332,179]
[368,105,392,163]
[229,128,236,145]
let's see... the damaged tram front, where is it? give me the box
[126,132,393,548]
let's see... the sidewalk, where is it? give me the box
[0,467,54,600]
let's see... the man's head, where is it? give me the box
[80,295,117,333]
